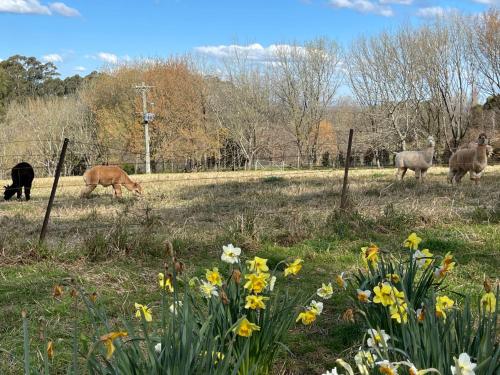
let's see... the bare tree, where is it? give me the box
[205,49,275,169]
[1,96,98,176]
[272,38,343,167]
[469,8,500,97]
[419,17,478,151]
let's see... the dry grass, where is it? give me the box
[0,165,499,374]
[1,166,498,251]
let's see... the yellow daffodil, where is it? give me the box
[296,309,318,325]
[404,233,422,250]
[413,249,433,269]
[434,252,456,279]
[134,303,153,322]
[47,341,54,360]
[205,268,223,286]
[235,318,260,337]
[53,285,63,298]
[373,283,405,307]
[245,295,269,310]
[386,273,400,284]
[247,256,269,273]
[284,258,303,276]
[158,273,174,292]
[436,295,454,320]
[442,252,454,267]
[317,282,334,299]
[361,244,380,268]
[336,272,346,289]
[357,289,372,303]
[200,280,219,298]
[244,272,270,294]
[390,303,408,324]
[355,351,377,375]
[200,351,225,364]
[188,277,199,288]
[480,292,496,314]
[100,331,128,359]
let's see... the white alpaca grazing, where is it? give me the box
[394,136,435,182]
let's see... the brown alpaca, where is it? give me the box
[448,133,489,185]
[81,166,143,198]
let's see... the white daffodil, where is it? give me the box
[367,329,391,348]
[200,280,219,299]
[317,282,334,299]
[322,368,339,375]
[376,360,399,375]
[169,301,183,315]
[221,244,241,264]
[357,289,372,303]
[269,275,277,291]
[309,300,324,315]
[451,353,476,375]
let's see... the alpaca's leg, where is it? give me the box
[81,184,97,198]
[397,167,407,180]
[415,169,421,181]
[16,187,22,200]
[454,170,466,184]
[421,169,428,182]
[112,184,122,198]
[24,184,32,201]
[447,169,455,184]
[470,171,483,185]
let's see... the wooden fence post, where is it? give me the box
[340,129,354,210]
[39,138,69,242]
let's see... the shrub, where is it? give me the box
[328,233,499,375]
[19,243,331,374]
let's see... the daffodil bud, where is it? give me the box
[232,269,242,284]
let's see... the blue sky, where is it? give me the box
[0,0,497,77]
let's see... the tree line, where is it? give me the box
[0,9,498,177]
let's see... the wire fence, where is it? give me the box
[1,135,498,242]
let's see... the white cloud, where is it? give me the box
[329,0,394,17]
[195,43,305,62]
[97,52,118,64]
[74,66,86,72]
[42,53,63,63]
[472,0,499,5]
[0,0,50,15]
[379,0,412,4]
[416,6,458,18]
[0,0,80,16]
[49,2,80,17]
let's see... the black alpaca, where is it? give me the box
[4,162,35,201]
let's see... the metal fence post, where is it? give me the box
[39,138,69,242]
[340,129,354,210]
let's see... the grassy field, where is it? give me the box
[0,166,499,374]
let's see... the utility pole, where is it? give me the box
[135,82,154,174]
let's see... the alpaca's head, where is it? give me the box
[132,182,143,196]
[427,136,435,147]
[477,133,488,145]
[3,185,16,201]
